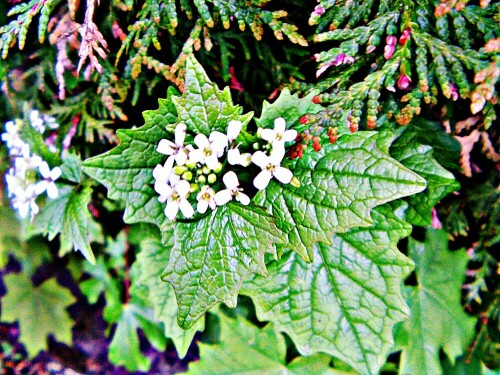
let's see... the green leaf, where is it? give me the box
[1,274,75,357]
[172,54,253,135]
[59,153,84,184]
[188,311,338,375]
[390,128,459,226]
[134,226,204,358]
[108,303,153,372]
[163,202,285,329]
[258,131,427,261]
[256,88,323,132]
[31,183,98,264]
[242,204,414,375]
[0,205,21,268]
[396,229,477,375]
[82,87,179,230]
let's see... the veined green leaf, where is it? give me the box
[258,131,427,261]
[188,311,339,375]
[242,204,414,375]
[396,229,476,375]
[163,202,285,329]
[1,274,75,357]
[134,226,204,358]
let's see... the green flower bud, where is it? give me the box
[186,161,197,169]
[197,175,207,184]
[182,171,193,181]
[190,183,200,193]
[173,165,188,175]
[213,162,223,173]
[253,142,260,150]
[208,173,217,184]
[202,166,211,175]
[290,176,301,187]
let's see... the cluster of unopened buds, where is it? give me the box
[2,111,62,221]
[152,117,298,220]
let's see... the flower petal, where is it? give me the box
[227,120,242,142]
[282,129,298,142]
[175,180,191,198]
[157,139,176,155]
[194,133,209,149]
[269,147,285,164]
[261,128,275,142]
[222,171,239,189]
[50,166,62,180]
[214,189,232,206]
[273,166,293,184]
[165,201,180,220]
[175,123,187,145]
[227,148,240,165]
[189,149,204,164]
[35,180,48,195]
[209,131,229,150]
[236,192,250,206]
[38,161,50,178]
[46,182,59,199]
[253,170,272,190]
[251,151,270,169]
[179,199,194,218]
[274,117,286,133]
[175,149,188,165]
[197,199,209,214]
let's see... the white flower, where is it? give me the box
[164,179,194,220]
[14,144,42,176]
[227,120,242,143]
[30,110,46,133]
[35,161,62,199]
[157,123,190,165]
[196,185,217,213]
[152,160,179,203]
[189,131,228,170]
[260,117,297,147]
[43,115,59,130]
[214,171,250,206]
[252,148,293,190]
[227,147,252,166]
[5,169,25,198]
[12,184,39,221]
[1,121,24,151]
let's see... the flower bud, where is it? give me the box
[182,171,193,181]
[173,165,188,175]
[290,176,301,187]
[197,175,207,184]
[207,173,217,184]
[202,166,211,175]
[213,162,223,173]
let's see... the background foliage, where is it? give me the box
[0,0,498,374]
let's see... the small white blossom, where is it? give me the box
[29,110,46,133]
[43,115,59,130]
[227,147,252,166]
[5,169,25,198]
[214,171,250,206]
[260,117,297,148]
[189,131,228,170]
[35,161,62,199]
[152,160,179,203]
[157,123,190,166]
[12,184,39,221]
[252,148,293,190]
[196,185,217,214]
[164,179,194,220]
[1,121,24,151]
[14,144,42,176]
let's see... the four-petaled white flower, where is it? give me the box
[214,171,250,206]
[260,117,297,148]
[164,179,194,220]
[15,144,42,175]
[1,121,24,151]
[35,161,62,199]
[189,131,228,170]
[252,147,293,190]
[30,110,46,134]
[12,185,39,221]
[196,185,217,214]
[157,123,190,166]
[152,160,179,203]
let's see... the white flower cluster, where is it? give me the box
[153,117,297,220]
[1,111,61,221]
